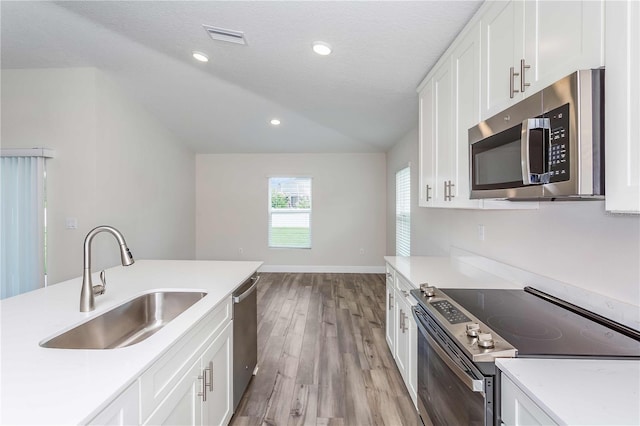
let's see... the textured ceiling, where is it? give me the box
[1,1,482,153]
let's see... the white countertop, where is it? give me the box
[384,256,521,290]
[497,358,640,425]
[0,259,262,425]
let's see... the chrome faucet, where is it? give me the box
[80,226,135,312]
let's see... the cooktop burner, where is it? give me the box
[485,315,563,341]
[440,288,640,358]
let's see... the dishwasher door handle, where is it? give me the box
[233,275,260,304]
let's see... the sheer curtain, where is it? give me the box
[1,151,49,299]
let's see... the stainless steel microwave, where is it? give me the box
[469,69,604,200]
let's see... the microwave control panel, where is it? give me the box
[546,103,570,182]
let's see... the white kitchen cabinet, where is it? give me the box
[385,263,417,408]
[605,0,640,214]
[418,80,435,207]
[393,275,417,407]
[501,374,557,426]
[432,59,454,207]
[145,360,204,426]
[481,0,603,120]
[481,0,524,117]
[139,298,233,425]
[146,323,233,426]
[88,382,139,426]
[201,322,233,426]
[385,266,396,350]
[418,27,479,209]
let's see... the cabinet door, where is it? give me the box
[432,60,454,206]
[523,0,604,94]
[144,361,203,426]
[451,23,482,208]
[89,382,139,426]
[393,290,410,382]
[481,0,524,119]
[605,0,640,213]
[202,323,233,426]
[418,80,436,207]
[501,375,557,425]
[385,274,396,351]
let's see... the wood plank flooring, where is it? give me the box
[230,273,421,426]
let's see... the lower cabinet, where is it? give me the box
[88,382,139,426]
[385,270,395,352]
[385,264,418,408]
[501,374,557,426]
[145,323,233,426]
[89,297,234,426]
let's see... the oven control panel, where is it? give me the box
[430,300,470,324]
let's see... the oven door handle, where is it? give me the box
[414,309,485,394]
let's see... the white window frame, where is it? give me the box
[268,176,312,249]
[396,166,410,257]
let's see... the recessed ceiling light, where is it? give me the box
[312,41,332,56]
[270,119,281,126]
[192,51,209,62]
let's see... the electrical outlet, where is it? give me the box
[238,248,244,255]
[359,248,365,255]
[477,225,485,241]
[65,218,78,229]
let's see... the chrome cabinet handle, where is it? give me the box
[443,180,456,201]
[205,362,213,392]
[198,372,207,401]
[510,66,520,98]
[426,184,432,202]
[388,293,393,310]
[520,59,531,92]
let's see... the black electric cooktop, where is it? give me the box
[440,288,640,359]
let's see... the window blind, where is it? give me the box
[1,156,47,299]
[396,167,410,256]
[268,177,312,249]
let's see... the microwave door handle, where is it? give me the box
[521,118,551,184]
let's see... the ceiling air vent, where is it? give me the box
[202,25,247,45]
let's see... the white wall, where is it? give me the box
[196,153,386,271]
[387,129,640,308]
[1,68,196,284]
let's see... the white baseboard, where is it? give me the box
[257,265,386,274]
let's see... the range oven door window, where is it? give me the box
[414,307,491,426]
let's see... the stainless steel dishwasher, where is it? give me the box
[232,273,259,410]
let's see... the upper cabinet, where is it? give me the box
[418,0,607,210]
[418,24,482,208]
[605,0,640,214]
[481,0,604,119]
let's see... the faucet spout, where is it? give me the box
[80,226,135,312]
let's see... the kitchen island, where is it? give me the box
[0,259,261,425]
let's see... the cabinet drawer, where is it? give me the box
[140,298,232,420]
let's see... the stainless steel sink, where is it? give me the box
[40,291,207,349]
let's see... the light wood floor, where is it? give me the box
[230,273,421,426]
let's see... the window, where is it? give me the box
[1,149,53,299]
[396,166,410,256]
[268,177,311,249]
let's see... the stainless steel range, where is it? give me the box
[410,285,640,426]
